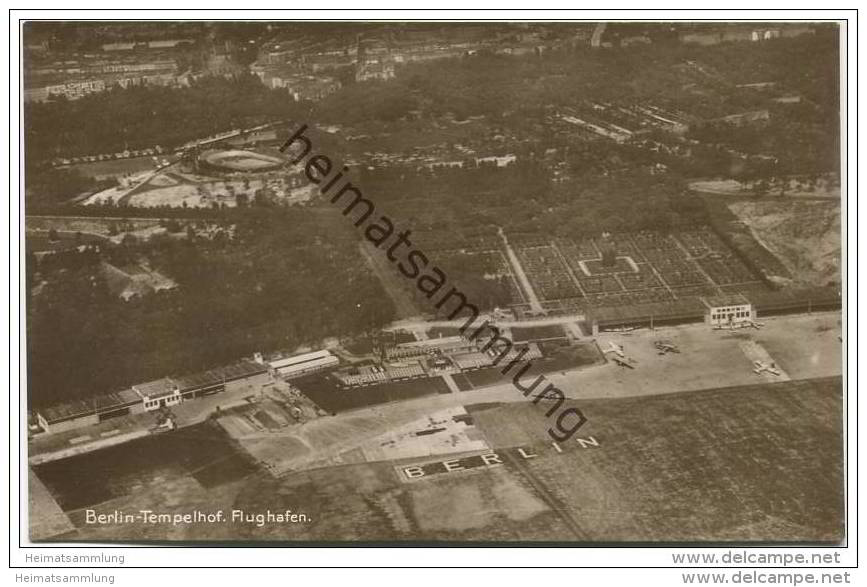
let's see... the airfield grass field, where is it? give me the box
[29,305,843,543]
[469,378,843,542]
[41,375,842,543]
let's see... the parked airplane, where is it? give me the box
[753,360,781,376]
[654,340,680,355]
[611,355,636,369]
[603,341,626,357]
[747,320,765,330]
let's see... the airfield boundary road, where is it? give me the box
[29,311,843,542]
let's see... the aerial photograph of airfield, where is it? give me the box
[25,21,843,543]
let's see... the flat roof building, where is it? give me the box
[174,360,270,398]
[386,336,478,359]
[35,388,143,433]
[132,377,181,411]
[747,286,841,316]
[33,358,272,435]
[269,350,339,378]
[94,388,143,418]
[701,294,754,328]
[268,350,328,369]
[587,299,707,334]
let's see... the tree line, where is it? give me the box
[27,206,396,408]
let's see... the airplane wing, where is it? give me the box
[614,357,635,369]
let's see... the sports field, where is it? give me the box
[199,149,284,172]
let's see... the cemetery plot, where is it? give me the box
[618,266,663,290]
[514,244,583,301]
[444,228,772,312]
[577,274,623,295]
[583,257,636,275]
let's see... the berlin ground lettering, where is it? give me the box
[399,436,601,481]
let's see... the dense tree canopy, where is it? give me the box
[27,207,395,407]
[24,74,304,161]
[24,28,840,409]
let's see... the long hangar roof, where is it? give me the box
[38,388,141,424]
[268,350,333,370]
[701,294,751,309]
[174,360,268,391]
[588,299,706,324]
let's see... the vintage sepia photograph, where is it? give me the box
[22,19,845,546]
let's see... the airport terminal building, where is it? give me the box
[34,359,270,434]
[587,287,840,334]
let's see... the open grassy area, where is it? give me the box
[45,376,842,543]
[32,423,256,513]
[294,373,451,414]
[510,324,567,342]
[469,376,843,542]
[464,341,603,389]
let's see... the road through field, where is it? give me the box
[54,376,842,543]
[358,240,422,319]
[498,227,545,313]
[387,313,588,335]
[501,450,587,540]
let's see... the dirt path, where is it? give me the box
[358,240,422,320]
[498,227,544,313]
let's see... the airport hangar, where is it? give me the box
[586,287,841,334]
[34,360,270,434]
